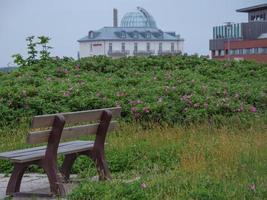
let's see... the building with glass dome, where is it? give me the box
[78,7,184,57]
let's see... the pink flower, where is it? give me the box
[140,183,147,189]
[131,107,137,113]
[63,91,71,97]
[249,106,257,113]
[143,107,150,113]
[134,112,141,119]
[249,184,256,191]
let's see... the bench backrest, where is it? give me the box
[27,107,121,144]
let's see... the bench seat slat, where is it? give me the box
[0,141,94,163]
[0,141,89,158]
[31,107,121,129]
[27,121,117,144]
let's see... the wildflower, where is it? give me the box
[140,183,147,189]
[63,91,71,97]
[131,107,137,113]
[249,105,256,113]
[134,112,141,119]
[143,107,150,113]
[248,184,256,191]
[158,97,163,103]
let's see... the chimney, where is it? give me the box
[113,8,118,27]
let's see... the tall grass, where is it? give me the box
[68,121,267,200]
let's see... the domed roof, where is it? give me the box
[120,7,157,28]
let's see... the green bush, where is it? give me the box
[0,55,266,129]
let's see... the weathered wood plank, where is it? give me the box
[11,142,95,163]
[0,141,91,159]
[31,107,121,129]
[27,121,117,144]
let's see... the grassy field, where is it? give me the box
[0,120,266,199]
[66,121,267,200]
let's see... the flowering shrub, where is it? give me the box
[0,55,266,128]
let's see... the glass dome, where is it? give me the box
[120,7,157,28]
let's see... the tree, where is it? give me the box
[38,36,52,61]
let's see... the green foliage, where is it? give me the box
[38,36,52,61]
[26,36,38,65]
[68,123,267,200]
[12,35,53,67]
[0,55,266,129]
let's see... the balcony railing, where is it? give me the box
[158,50,181,55]
[133,50,155,56]
[108,50,130,56]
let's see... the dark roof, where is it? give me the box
[236,4,267,13]
[78,27,183,42]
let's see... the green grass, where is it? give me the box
[67,121,267,199]
[0,117,266,199]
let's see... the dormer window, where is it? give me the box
[146,31,151,38]
[89,31,94,38]
[121,31,126,38]
[133,31,139,39]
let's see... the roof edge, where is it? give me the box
[236,3,267,13]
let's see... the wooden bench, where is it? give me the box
[0,107,121,197]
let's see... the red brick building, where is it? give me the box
[210,4,267,63]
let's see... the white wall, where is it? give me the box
[80,40,184,57]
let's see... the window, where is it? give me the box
[146,43,150,51]
[134,43,138,52]
[171,43,175,52]
[159,43,162,52]
[121,43,125,52]
[221,50,225,56]
[146,31,151,38]
[89,31,94,38]
[121,31,126,38]
[108,43,112,52]
[133,32,139,39]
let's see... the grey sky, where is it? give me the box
[0,0,266,67]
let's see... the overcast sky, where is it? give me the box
[0,0,266,67]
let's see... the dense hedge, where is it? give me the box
[0,55,266,128]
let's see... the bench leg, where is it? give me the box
[82,150,111,181]
[61,153,78,182]
[42,163,65,196]
[6,163,28,195]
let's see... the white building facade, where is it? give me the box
[78,7,184,58]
